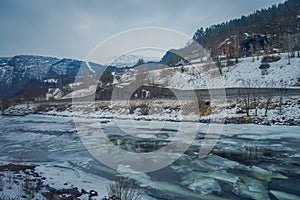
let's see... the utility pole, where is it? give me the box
[287,33,291,65]
[232,35,239,63]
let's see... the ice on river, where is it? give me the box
[0,115,300,199]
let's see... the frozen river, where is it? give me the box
[0,114,299,199]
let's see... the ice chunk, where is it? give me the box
[242,176,267,192]
[181,172,206,186]
[121,171,227,200]
[233,180,270,200]
[192,155,241,171]
[188,178,221,195]
[202,170,240,184]
[270,190,300,200]
[203,155,240,169]
[244,165,273,182]
[182,170,239,185]
[272,172,288,179]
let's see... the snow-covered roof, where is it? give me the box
[217,38,232,48]
[47,88,62,95]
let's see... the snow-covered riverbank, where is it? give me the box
[2,95,300,126]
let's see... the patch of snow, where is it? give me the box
[109,54,160,68]
[85,61,96,74]
[63,84,97,99]
[44,78,58,83]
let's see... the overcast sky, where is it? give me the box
[0,0,285,60]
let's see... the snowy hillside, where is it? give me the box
[116,53,300,90]
[109,54,160,68]
[221,54,300,88]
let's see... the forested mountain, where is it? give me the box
[193,0,300,52]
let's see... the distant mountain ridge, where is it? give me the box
[0,55,100,98]
[0,54,159,98]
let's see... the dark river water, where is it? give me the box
[0,114,299,200]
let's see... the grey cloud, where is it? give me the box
[0,0,285,60]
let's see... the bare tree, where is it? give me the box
[282,33,298,65]
[278,79,288,115]
[107,177,142,200]
[250,43,255,62]
[264,95,272,117]
[243,92,251,117]
[262,81,276,117]
[215,57,223,75]
[251,80,261,116]
[241,80,253,117]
